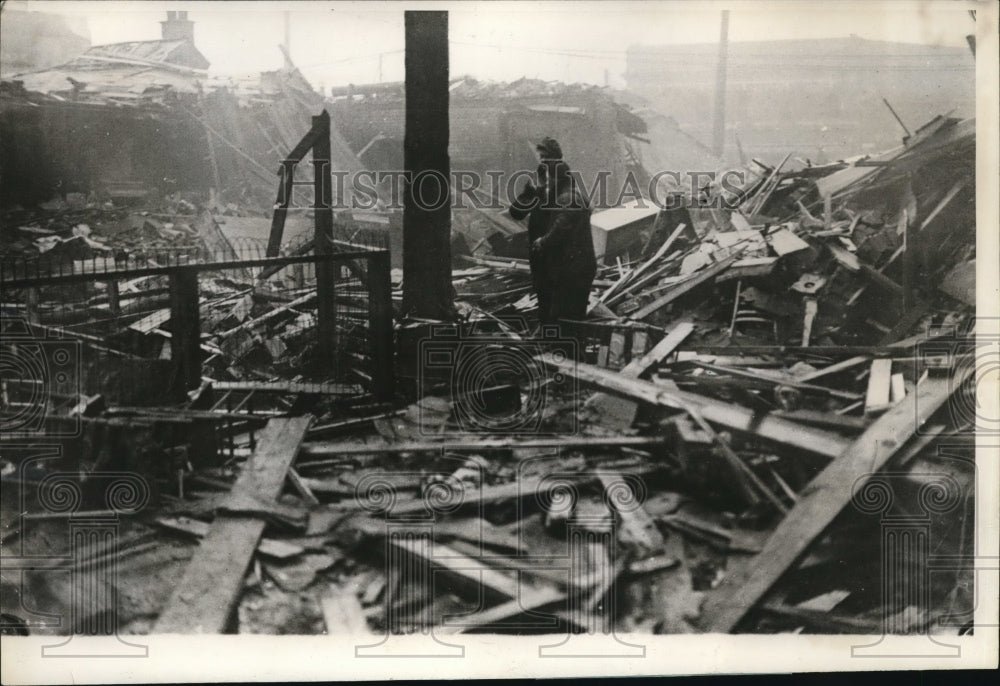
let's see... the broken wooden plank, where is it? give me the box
[631,253,742,320]
[601,223,688,304]
[154,515,303,560]
[768,409,868,433]
[766,228,810,256]
[828,243,903,295]
[389,537,528,602]
[758,602,881,634]
[154,415,313,634]
[587,322,695,430]
[537,354,849,459]
[678,402,787,513]
[608,331,627,369]
[698,370,968,632]
[795,355,869,383]
[287,468,320,507]
[209,380,363,395]
[437,586,565,635]
[300,434,669,459]
[622,322,695,378]
[864,358,893,414]
[215,292,316,339]
[890,372,906,404]
[691,362,862,401]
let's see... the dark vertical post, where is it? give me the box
[712,9,729,159]
[107,280,121,319]
[313,111,338,374]
[26,287,39,324]
[267,166,293,258]
[367,251,395,401]
[169,268,201,398]
[402,10,455,321]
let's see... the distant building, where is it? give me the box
[330,77,650,208]
[0,11,360,209]
[0,9,90,76]
[625,37,975,163]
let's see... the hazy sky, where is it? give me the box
[6,1,979,89]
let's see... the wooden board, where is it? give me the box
[631,254,741,320]
[767,228,810,255]
[154,515,303,559]
[795,355,869,383]
[301,434,669,459]
[698,372,967,632]
[587,322,695,430]
[154,415,314,634]
[436,587,565,635]
[864,358,893,414]
[538,355,849,460]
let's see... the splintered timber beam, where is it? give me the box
[154,416,313,634]
[536,355,848,460]
[698,369,969,633]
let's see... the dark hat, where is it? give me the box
[535,137,563,161]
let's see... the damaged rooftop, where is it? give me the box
[0,1,991,652]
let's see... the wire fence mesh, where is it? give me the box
[1,231,392,408]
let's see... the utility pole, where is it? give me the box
[712,9,729,159]
[402,11,455,320]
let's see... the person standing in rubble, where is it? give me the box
[508,137,596,327]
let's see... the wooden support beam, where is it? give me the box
[698,370,968,633]
[313,111,338,374]
[537,355,849,459]
[107,280,121,318]
[402,10,454,320]
[154,416,314,634]
[266,117,327,257]
[168,268,201,399]
[366,251,395,401]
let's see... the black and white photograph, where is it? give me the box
[0,0,996,681]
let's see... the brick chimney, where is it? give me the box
[160,10,194,43]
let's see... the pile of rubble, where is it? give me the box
[0,113,978,638]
